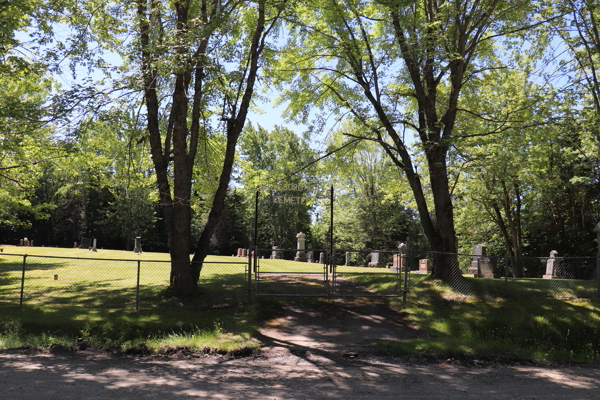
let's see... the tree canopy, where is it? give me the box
[1,0,599,290]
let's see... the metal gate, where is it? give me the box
[254,248,407,298]
[255,248,331,297]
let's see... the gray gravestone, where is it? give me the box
[271,246,282,260]
[368,251,384,268]
[134,237,142,253]
[345,252,350,266]
[91,238,97,252]
[543,250,560,279]
[469,244,494,278]
[80,238,92,249]
[74,241,78,248]
[294,232,307,262]
[307,251,314,263]
[319,252,325,264]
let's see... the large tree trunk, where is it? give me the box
[136,0,271,296]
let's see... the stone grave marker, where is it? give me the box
[391,243,408,272]
[271,246,282,260]
[91,238,97,252]
[133,237,142,253]
[80,238,93,249]
[469,244,495,278]
[368,251,384,268]
[307,251,314,263]
[319,252,325,264]
[294,232,307,262]
[418,259,431,274]
[543,250,560,279]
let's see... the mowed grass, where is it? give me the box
[0,246,257,352]
[348,272,600,362]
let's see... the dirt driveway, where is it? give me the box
[1,297,600,399]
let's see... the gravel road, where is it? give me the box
[1,296,599,399]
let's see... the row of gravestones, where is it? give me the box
[73,238,98,252]
[72,237,143,254]
[468,244,570,279]
[19,238,34,246]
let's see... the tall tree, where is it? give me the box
[276,0,549,278]
[132,0,283,295]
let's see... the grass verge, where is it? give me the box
[351,274,600,362]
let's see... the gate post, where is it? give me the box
[20,255,27,308]
[136,260,141,311]
[247,244,253,303]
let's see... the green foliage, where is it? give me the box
[240,124,318,249]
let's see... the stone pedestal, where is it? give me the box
[391,254,406,272]
[294,232,307,262]
[418,259,431,274]
[543,250,560,279]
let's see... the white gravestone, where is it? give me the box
[294,232,307,262]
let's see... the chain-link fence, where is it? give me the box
[333,250,407,297]
[0,254,250,310]
[406,252,600,300]
[254,248,330,296]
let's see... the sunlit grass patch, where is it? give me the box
[0,247,257,353]
[347,273,600,362]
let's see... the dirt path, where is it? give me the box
[1,296,600,399]
[257,296,422,355]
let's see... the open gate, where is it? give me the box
[254,248,407,298]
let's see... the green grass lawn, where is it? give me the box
[2,246,599,361]
[349,273,600,362]
[0,246,256,353]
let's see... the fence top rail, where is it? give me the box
[0,253,249,265]
[428,251,599,260]
[256,248,331,252]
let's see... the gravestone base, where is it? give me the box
[294,254,308,262]
[368,261,384,268]
[543,274,561,279]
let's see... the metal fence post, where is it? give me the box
[596,254,600,297]
[136,260,141,311]
[248,247,253,303]
[504,255,509,297]
[19,255,27,308]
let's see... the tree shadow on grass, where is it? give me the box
[402,279,600,361]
